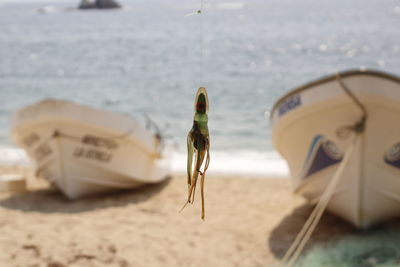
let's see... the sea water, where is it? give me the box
[0,0,399,175]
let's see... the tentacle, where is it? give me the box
[200,138,210,220]
[200,170,205,220]
[187,132,194,189]
[190,174,197,204]
[190,146,204,204]
[204,137,210,173]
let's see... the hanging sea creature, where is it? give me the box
[181,87,210,220]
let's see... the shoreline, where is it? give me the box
[0,170,368,266]
[0,145,290,178]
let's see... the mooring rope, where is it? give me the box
[282,134,358,267]
[335,73,368,139]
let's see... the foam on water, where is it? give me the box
[170,149,289,177]
[0,146,30,166]
[0,145,289,177]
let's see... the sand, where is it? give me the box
[0,168,392,267]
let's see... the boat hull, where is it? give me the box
[11,99,170,199]
[271,70,400,228]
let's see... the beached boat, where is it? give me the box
[270,69,400,229]
[11,99,170,199]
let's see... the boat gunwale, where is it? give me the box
[269,69,400,120]
[11,99,163,158]
[12,118,158,157]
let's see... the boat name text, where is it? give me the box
[278,94,301,117]
[81,135,118,150]
[74,147,113,163]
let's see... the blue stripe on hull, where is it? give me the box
[302,135,343,179]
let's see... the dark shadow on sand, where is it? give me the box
[0,176,172,214]
[269,203,400,260]
[269,203,359,259]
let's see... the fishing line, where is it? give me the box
[185,0,206,86]
[199,0,205,85]
[181,0,210,220]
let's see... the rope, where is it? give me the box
[335,73,368,139]
[144,114,165,150]
[335,73,367,117]
[282,134,358,267]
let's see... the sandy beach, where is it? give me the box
[2,0,400,265]
[0,167,372,267]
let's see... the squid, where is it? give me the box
[181,87,210,220]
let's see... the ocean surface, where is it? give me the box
[0,0,399,175]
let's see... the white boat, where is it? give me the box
[270,69,400,229]
[11,99,170,199]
